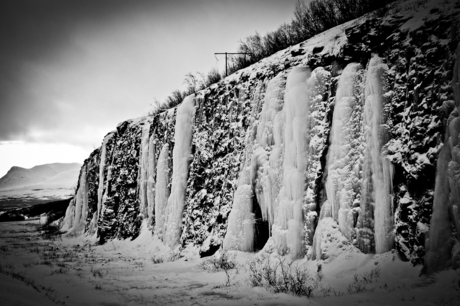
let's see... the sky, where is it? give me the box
[0,0,299,177]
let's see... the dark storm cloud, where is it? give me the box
[0,0,297,146]
[0,0,159,141]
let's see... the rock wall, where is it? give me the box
[61,0,460,272]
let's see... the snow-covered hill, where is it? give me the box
[0,163,81,191]
[0,163,80,209]
[60,0,460,281]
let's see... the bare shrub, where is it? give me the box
[346,266,381,294]
[199,250,237,272]
[247,254,317,297]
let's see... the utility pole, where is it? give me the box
[214,52,251,77]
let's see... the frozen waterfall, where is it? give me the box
[138,121,151,218]
[325,63,364,240]
[155,144,170,239]
[62,165,88,234]
[425,43,460,274]
[357,55,394,254]
[146,133,156,226]
[163,95,196,248]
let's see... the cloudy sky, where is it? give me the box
[0,0,299,177]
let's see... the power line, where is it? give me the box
[214,52,252,76]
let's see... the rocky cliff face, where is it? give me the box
[61,0,460,274]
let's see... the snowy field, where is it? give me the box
[0,220,458,306]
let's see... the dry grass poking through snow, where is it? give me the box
[247,252,343,297]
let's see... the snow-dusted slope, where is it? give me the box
[61,0,460,276]
[0,163,81,191]
[0,163,81,207]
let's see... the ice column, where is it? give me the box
[163,95,196,248]
[138,121,151,218]
[303,67,330,245]
[147,133,156,226]
[85,133,113,235]
[223,131,256,251]
[325,63,364,240]
[254,75,285,226]
[224,75,286,251]
[358,56,394,254]
[155,144,170,238]
[273,66,312,258]
[425,43,460,273]
[62,166,88,234]
[425,144,453,273]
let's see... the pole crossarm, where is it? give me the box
[214,52,253,76]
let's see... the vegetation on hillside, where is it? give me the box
[151,0,396,112]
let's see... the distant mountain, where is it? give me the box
[0,163,81,191]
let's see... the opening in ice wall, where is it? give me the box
[163,95,196,248]
[357,55,394,254]
[325,63,365,241]
[224,75,286,252]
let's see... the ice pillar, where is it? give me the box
[155,144,170,238]
[163,95,196,248]
[273,66,312,258]
[325,63,364,240]
[425,43,460,273]
[138,121,151,218]
[147,133,156,226]
[62,165,88,234]
[357,55,394,254]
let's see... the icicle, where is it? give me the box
[223,179,255,251]
[61,199,75,232]
[62,165,88,235]
[138,121,151,218]
[163,95,196,248]
[254,75,286,227]
[325,63,364,240]
[155,143,170,238]
[147,133,156,226]
[273,66,312,258]
[425,43,460,274]
[303,67,330,245]
[358,55,394,254]
[425,144,453,273]
[224,119,259,252]
[96,134,112,221]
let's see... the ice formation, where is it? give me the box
[138,121,151,218]
[254,75,286,227]
[62,166,88,234]
[425,43,460,273]
[222,169,255,251]
[224,75,285,252]
[89,133,112,233]
[325,63,364,240]
[58,5,460,271]
[155,143,170,238]
[146,133,156,226]
[357,55,394,254]
[271,66,311,258]
[163,95,196,248]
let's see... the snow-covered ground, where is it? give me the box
[0,220,458,306]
